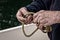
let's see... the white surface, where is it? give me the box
[0,24,49,40]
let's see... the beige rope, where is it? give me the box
[22,22,39,37]
[21,12,52,37]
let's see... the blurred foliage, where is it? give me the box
[0,0,32,30]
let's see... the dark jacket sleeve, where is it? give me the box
[25,0,51,12]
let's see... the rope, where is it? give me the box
[22,22,39,37]
[21,12,52,37]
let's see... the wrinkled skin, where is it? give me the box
[16,7,33,24]
[16,7,60,31]
[33,10,60,30]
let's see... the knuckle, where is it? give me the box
[33,14,35,18]
[33,13,37,17]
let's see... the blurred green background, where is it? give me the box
[0,0,32,30]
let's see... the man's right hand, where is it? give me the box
[16,7,33,24]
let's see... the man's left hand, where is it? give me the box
[33,10,60,30]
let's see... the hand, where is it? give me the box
[33,10,60,30]
[16,7,33,24]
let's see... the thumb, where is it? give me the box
[20,7,29,15]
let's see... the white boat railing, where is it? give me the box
[0,24,49,40]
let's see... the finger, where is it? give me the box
[33,13,39,19]
[33,14,41,23]
[27,15,33,24]
[39,24,44,30]
[36,14,45,23]
[39,19,48,24]
[34,13,44,23]
[20,7,29,15]
[16,10,22,18]
[33,10,44,19]
[17,16,26,22]
[37,16,44,23]
[44,22,52,26]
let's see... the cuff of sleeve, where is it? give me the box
[25,5,36,13]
